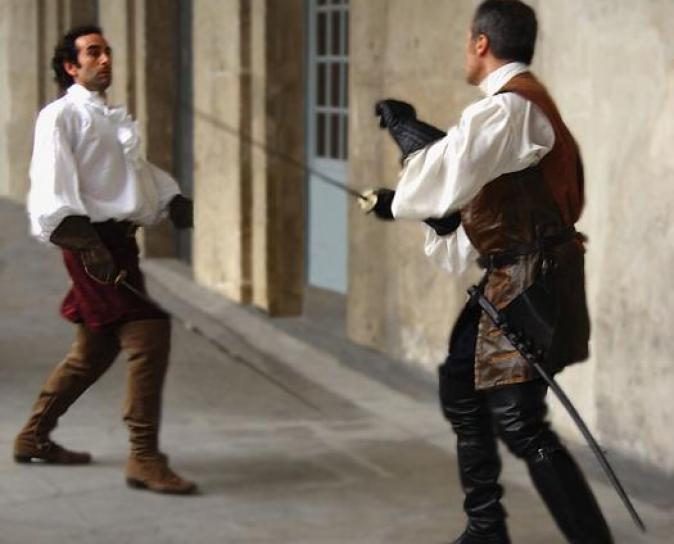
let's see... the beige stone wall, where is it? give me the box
[534,0,674,473]
[348,0,481,371]
[348,0,674,472]
[0,0,39,202]
[0,0,97,204]
[250,0,305,315]
[192,0,249,301]
[192,0,305,313]
[98,1,132,107]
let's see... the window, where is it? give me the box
[312,0,349,160]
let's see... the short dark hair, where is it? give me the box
[471,0,538,65]
[52,25,103,91]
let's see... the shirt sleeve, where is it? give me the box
[141,160,181,213]
[391,93,555,220]
[423,224,479,275]
[27,107,87,243]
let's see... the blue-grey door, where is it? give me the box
[306,0,349,293]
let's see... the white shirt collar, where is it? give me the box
[479,62,530,96]
[66,84,107,107]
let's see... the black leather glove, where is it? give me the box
[423,212,462,236]
[371,188,396,220]
[375,98,446,162]
[169,195,194,229]
[375,99,417,129]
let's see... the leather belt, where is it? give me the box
[93,220,138,238]
[477,226,578,270]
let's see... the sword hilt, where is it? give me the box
[358,190,379,213]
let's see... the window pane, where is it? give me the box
[343,62,348,108]
[317,12,327,56]
[341,114,348,160]
[331,10,341,56]
[317,63,327,106]
[330,113,340,158]
[331,63,341,107]
[317,113,326,157]
[344,11,349,55]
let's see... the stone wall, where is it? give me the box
[0,0,97,204]
[0,1,39,202]
[348,0,674,473]
[192,0,304,313]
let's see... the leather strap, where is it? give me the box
[477,227,578,269]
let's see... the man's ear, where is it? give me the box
[63,61,78,77]
[475,33,490,57]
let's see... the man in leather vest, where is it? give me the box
[15,25,196,495]
[365,1,613,542]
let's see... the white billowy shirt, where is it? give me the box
[391,62,555,275]
[27,84,181,243]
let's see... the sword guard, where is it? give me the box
[114,269,128,287]
[358,190,379,213]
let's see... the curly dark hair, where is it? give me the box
[472,0,538,65]
[52,25,103,91]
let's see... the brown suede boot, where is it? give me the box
[126,453,197,494]
[15,393,92,464]
[119,319,197,495]
[14,326,119,464]
[14,434,92,464]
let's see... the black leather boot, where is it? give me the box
[448,433,511,543]
[440,375,511,543]
[450,526,510,544]
[527,446,613,543]
[440,303,511,544]
[487,380,614,544]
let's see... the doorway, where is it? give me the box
[306,0,349,293]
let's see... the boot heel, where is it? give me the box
[126,477,147,490]
[14,454,33,464]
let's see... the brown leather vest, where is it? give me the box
[462,72,584,254]
[461,72,590,390]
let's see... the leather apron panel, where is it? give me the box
[460,73,589,390]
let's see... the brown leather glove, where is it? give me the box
[50,216,120,284]
[50,215,101,250]
[80,245,120,284]
[169,195,194,229]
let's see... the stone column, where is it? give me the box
[345,0,390,349]
[99,0,180,258]
[0,0,39,202]
[136,0,179,257]
[192,0,251,302]
[37,0,61,105]
[63,0,97,28]
[37,0,98,106]
[346,0,478,368]
[97,0,133,107]
[250,0,305,316]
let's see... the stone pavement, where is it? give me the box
[0,197,671,543]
